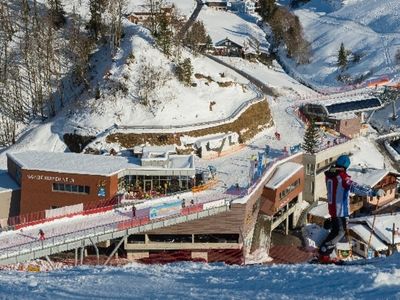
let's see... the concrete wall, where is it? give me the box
[303,140,354,203]
[335,116,361,138]
[0,189,21,221]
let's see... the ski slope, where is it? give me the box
[1,254,400,299]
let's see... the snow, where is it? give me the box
[348,223,388,252]
[349,136,387,170]
[308,201,330,219]
[8,151,138,176]
[347,168,388,188]
[286,0,400,89]
[0,173,20,193]
[0,2,399,296]
[197,7,269,53]
[265,162,302,189]
[7,151,194,176]
[2,253,400,299]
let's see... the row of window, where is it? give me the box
[279,179,300,200]
[127,234,240,244]
[52,183,90,195]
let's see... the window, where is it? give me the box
[53,183,90,195]
[311,181,315,193]
[279,179,301,200]
[359,243,365,252]
[306,164,315,175]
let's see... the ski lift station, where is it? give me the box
[4,148,195,217]
[300,96,384,138]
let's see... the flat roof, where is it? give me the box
[308,201,330,219]
[0,172,20,193]
[265,162,303,189]
[325,98,382,115]
[7,151,194,177]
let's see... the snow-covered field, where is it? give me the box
[283,0,400,89]
[1,255,400,299]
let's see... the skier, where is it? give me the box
[319,154,385,262]
[38,229,45,241]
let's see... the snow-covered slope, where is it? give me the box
[1,254,400,299]
[65,21,256,134]
[281,0,400,89]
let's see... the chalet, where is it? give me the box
[348,214,400,258]
[214,38,244,56]
[128,4,175,24]
[347,167,399,214]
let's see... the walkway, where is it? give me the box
[0,198,230,265]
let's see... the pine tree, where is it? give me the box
[88,0,107,40]
[302,119,320,154]
[182,58,193,85]
[257,0,276,22]
[175,58,192,86]
[47,0,66,28]
[337,42,347,69]
[155,13,173,56]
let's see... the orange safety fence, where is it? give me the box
[191,180,217,193]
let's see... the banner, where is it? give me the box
[203,199,225,210]
[149,200,181,220]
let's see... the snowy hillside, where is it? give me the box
[1,255,400,299]
[281,0,400,89]
[65,22,256,134]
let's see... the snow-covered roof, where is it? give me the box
[347,168,389,188]
[348,223,388,251]
[142,145,176,160]
[8,151,137,176]
[7,151,194,177]
[265,162,303,189]
[308,201,330,219]
[168,155,194,169]
[351,213,400,245]
[0,173,20,193]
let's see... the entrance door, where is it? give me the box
[144,179,153,193]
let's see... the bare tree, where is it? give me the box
[136,60,170,115]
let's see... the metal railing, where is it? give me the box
[115,83,264,131]
[0,197,231,262]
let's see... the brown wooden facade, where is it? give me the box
[259,167,304,216]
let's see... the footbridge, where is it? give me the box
[0,199,230,266]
